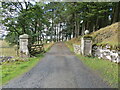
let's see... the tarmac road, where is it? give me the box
[3,42,110,88]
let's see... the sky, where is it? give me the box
[0,25,9,39]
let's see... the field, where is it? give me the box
[0,40,54,57]
[0,48,18,57]
[0,40,18,57]
[0,40,9,47]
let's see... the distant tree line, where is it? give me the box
[1,2,120,44]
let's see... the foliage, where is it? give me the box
[1,2,120,44]
[1,2,49,44]
[65,22,119,49]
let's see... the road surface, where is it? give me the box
[3,42,110,88]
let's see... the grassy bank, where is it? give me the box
[65,42,118,88]
[90,22,119,49]
[65,22,119,50]
[1,42,54,85]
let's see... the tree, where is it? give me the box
[2,2,119,44]
[2,2,48,44]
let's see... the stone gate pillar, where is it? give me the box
[81,36,92,56]
[19,34,30,58]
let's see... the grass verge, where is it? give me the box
[2,55,43,85]
[65,41,118,88]
[44,42,54,52]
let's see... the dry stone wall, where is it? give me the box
[73,44,81,54]
[73,44,120,63]
[92,45,120,63]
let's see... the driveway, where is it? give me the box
[3,42,109,88]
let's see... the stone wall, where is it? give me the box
[73,44,120,63]
[73,44,81,54]
[92,45,120,63]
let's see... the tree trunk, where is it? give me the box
[59,23,61,41]
[112,2,120,23]
[57,24,59,42]
[81,22,85,35]
[74,13,77,38]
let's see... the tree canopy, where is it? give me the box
[1,2,120,44]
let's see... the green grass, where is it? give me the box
[44,42,54,52]
[65,42,74,52]
[1,55,44,85]
[77,55,118,88]
[65,42,119,88]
